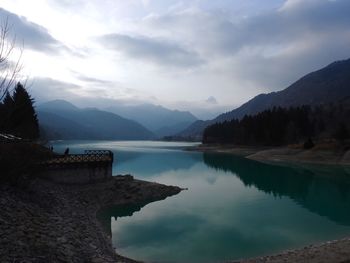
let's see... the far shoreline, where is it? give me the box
[186,143,350,166]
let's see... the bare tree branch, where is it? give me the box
[0,17,23,101]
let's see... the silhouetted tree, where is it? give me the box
[203,101,350,146]
[203,106,314,146]
[0,91,14,131]
[2,82,40,139]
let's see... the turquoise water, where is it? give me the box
[52,140,350,263]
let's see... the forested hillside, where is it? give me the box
[180,58,350,139]
[203,99,350,146]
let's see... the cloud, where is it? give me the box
[0,8,68,54]
[145,0,350,55]
[27,77,81,102]
[70,71,114,86]
[2,0,350,111]
[206,96,217,104]
[142,0,350,91]
[98,33,205,68]
[46,0,86,10]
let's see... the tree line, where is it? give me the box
[0,19,39,140]
[0,82,39,140]
[203,103,350,146]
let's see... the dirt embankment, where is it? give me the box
[0,176,181,263]
[233,237,350,263]
[247,148,350,166]
[188,144,350,166]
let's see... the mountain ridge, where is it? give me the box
[38,100,155,140]
[178,58,350,139]
[105,103,197,137]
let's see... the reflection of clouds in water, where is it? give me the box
[53,141,350,262]
[112,153,350,262]
[112,183,348,262]
[113,213,205,248]
[115,151,202,177]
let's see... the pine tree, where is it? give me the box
[0,92,15,132]
[10,83,39,139]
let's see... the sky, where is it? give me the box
[1,0,350,119]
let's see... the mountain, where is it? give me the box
[38,100,155,140]
[38,111,95,139]
[105,103,197,137]
[179,58,350,139]
[37,99,79,112]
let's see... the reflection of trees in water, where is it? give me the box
[97,203,147,236]
[203,153,350,225]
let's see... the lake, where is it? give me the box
[52,140,350,263]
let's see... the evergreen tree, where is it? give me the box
[0,101,3,130]
[9,83,39,139]
[203,106,314,146]
[0,92,15,132]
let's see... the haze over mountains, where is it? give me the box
[37,58,350,141]
[105,104,197,137]
[38,100,154,140]
[37,100,197,140]
[179,58,350,139]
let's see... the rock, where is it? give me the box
[91,257,105,263]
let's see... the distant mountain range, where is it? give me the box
[105,103,197,137]
[179,58,350,139]
[38,100,155,140]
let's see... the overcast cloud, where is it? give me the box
[0,8,69,54]
[99,33,204,68]
[0,0,349,119]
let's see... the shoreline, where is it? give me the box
[0,175,182,262]
[186,144,350,166]
[234,237,350,263]
[1,166,350,262]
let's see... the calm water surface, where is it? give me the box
[52,140,350,263]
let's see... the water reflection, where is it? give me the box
[97,203,149,236]
[203,153,350,225]
[114,150,202,176]
[52,141,350,262]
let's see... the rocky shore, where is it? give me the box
[187,144,350,166]
[235,237,350,263]
[0,175,181,263]
[2,165,350,262]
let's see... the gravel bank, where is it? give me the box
[233,237,350,263]
[247,148,350,166]
[0,176,181,263]
[187,144,350,166]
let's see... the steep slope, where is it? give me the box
[180,58,350,138]
[106,103,197,136]
[38,111,96,140]
[216,58,350,122]
[38,100,155,140]
[38,100,79,112]
[154,121,198,138]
